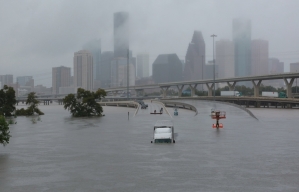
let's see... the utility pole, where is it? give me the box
[211,34,217,101]
[127,49,129,99]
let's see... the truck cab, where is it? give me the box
[151,120,175,143]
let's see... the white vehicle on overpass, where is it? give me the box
[151,120,175,144]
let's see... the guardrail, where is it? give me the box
[99,101,139,108]
[158,100,198,115]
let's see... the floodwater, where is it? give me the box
[0,100,299,192]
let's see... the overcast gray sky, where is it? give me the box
[1,0,299,87]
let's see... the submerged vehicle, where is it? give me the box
[151,120,175,143]
[174,108,178,116]
[137,100,148,109]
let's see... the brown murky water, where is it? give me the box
[0,100,299,191]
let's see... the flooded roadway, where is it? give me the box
[0,100,299,191]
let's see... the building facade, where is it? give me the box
[52,66,71,94]
[73,50,93,91]
[269,58,284,74]
[233,18,251,78]
[216,39,234,79]
[0,74,13,88]
[82,39,101,82]
[111,58,135,88]
[114,12,129,58]
[136,53,149,78]
[152,54,182,84]
[290,62,299,72]
[184,31,205,81]
[100,51,114,88]
[251,39,269,76]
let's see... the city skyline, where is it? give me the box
[1,0,299,87]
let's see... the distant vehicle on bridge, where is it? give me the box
[221,91,241,97]
[262,92,287,98]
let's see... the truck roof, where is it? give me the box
[154,120,173,127]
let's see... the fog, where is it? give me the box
[1,0,299,86]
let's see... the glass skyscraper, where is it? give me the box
[114,12,129,58]
[233,18,251,78]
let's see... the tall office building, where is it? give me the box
[0,74,13,88]
[269,58,284,74]
[73,50,93,91]
[267,58,284,87]
[233,18,251,78]
[114,12,129,58]
[216,39,234,78]
[184,31,205,81]
[82,39,101,81]
[111,58,135,87]
[136,53,149,78]
[290,62,299,72]
[52,66,71,94]
[251,39,269,76]
[152,54,182,83]
[100,51,114,88]
[16,76,34,88]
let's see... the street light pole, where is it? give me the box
[127,49,129,99]
[296,70,298,94]
[202,55,204,93]
[211,34,217,101]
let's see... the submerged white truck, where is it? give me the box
[151,120,175,143]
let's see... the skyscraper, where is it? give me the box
[269,58,284,74]
[184,31,205,81]
[136,53,149,78]
[110,58,135,88]
[216,39,234,79]
[73,50,93,91]
[152,54,182,83]
[52,66,71,94]
[233,18,251,77]
[251,39,269,76]
[267,58,284,87]
[114,12,129,58]
[82,39,101,81]
[100,51,114,88]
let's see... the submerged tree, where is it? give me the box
[63,88,106,117]
[16,92,44,116]
[0,115,11,146]
[0,85,16,116]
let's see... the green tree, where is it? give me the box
[16,92,44,116]
[0,85,16,116]
[63,88,106,117]
[0,115,11,146]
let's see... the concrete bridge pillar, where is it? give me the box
[160,86,170,98]
[189,84,197,97]
[206,83,214,96]
[176,85,184,97]
[283,78,295,98]
[255,101,261,108]
[227,82,237,91]
[252,80,262,97]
